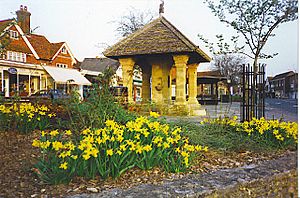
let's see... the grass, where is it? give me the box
[169,119,296,153]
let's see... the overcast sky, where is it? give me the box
[0,0,298,76]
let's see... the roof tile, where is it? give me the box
[104,16,210,63]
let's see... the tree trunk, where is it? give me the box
[251,56,259,119]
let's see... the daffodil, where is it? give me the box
[59,162,68,170]
[106,149,113,156]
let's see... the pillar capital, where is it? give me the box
[188,63,199,70]
[173,55,189,66]
[119,57,135,68]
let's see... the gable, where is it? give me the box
[4,25,32,54]
[51,43,77,65]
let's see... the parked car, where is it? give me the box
[29,89,70,101]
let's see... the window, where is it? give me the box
[6,51,26,62]
[61,47,67,54]
[9,30,19,39]
[56,63,68,68]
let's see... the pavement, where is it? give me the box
[164,98,298,123]
[265,98,298,122]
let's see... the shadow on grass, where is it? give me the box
[168,119,296,153]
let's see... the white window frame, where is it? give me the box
[6,51,26,62]
[9,30,19,39]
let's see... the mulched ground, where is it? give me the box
[0,131,293,198]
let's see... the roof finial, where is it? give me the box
[159,0,164,16]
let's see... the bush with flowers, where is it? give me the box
[201,116,297,149]
[32,113,207,184]
[0,102,56,133]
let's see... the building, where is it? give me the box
[197,70,229,105]
[0,5,90,98]
[80,57,120,84]
[265,76,273,97]
[268,71,298,99]
[80,57,142,101]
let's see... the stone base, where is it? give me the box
[188,103,206,116]
[167,104,189,116]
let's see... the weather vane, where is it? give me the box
[159,0,164,16]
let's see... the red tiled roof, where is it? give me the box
[50,42,64,58]
[1,18,70,61]
[26,34,64,60]
[0,19,13,32]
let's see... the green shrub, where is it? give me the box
[59,85,135,134]
[59,68,136,133]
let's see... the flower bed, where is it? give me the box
[0,102,56,133]
[32,114,207,184]
[201,116,298,148]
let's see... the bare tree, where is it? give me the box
[114,7,155,37]
[199,34,246,85]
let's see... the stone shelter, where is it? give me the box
[104,16,211,115]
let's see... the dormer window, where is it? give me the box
[9,30,19,39]
[61,47,67,54]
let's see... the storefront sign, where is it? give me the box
[8,68,17,74]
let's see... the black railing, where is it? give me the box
[240,63,266,122]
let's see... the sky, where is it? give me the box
[0,0,298,77]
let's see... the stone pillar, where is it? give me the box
[151,64,163,104]
[173,55,189,106]
[142,66,151,102]
[162,64,171,103]
[119,58,135,103]
[187,63,199,105]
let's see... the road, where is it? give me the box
[265,98,298,122]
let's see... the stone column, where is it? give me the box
[151,64,163,104]
[187,63,199,105]
[173,55,189,106]
[119,57,135,103]
[142,66,151,102]
[162,64,171,104]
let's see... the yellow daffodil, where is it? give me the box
[106,149,113,156]
[149,111,160,118]
[59,162,68,170]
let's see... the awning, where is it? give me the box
[43,66,91,85]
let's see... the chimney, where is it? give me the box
[16,5,31,34]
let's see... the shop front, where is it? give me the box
[0,62,46,97]
[0,61,91,99]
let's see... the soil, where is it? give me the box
[0,131,294,198]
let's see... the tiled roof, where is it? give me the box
[0,19,13,32]
[27,34,64,60]
[0,19,66,60]
[80,58,120,73]
[104,16,211,64]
